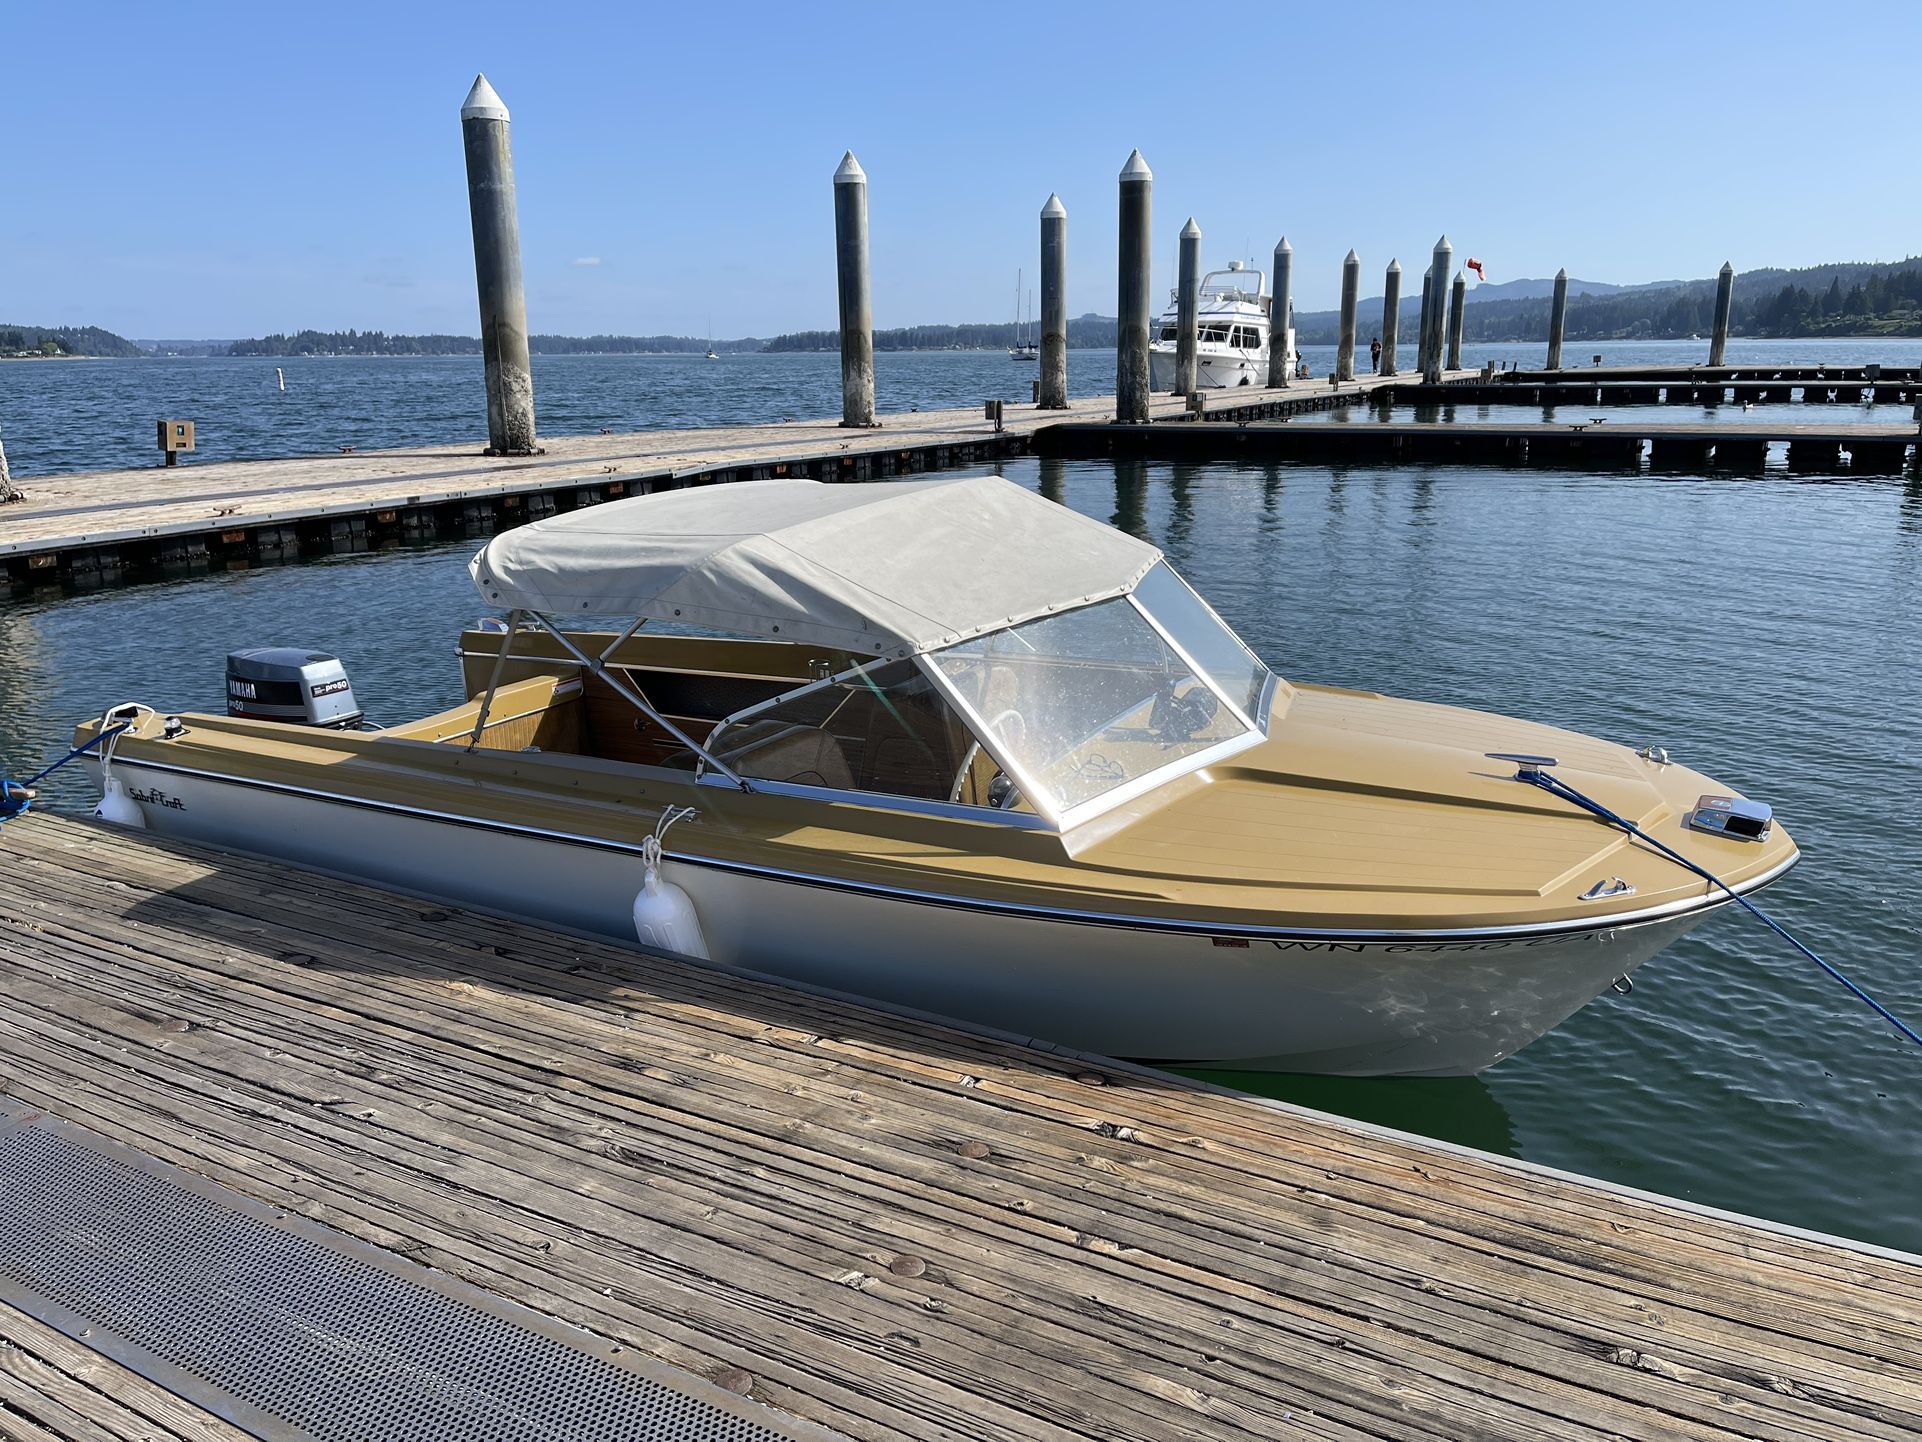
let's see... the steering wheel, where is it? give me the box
[1151,682,1218,742]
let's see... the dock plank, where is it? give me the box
[0,814,1917,1440]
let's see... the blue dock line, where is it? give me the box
[0,723,132,824]
[1507,760,1922,1053]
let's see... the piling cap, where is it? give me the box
[1388,258,1401,272]
[1720,260,1734,276]
[1454,269,1465,283]
[834,151,866,185]
[1119,149,1152,182]
[461,74,509,122]
[1181,217,1201,239]
[1274,236,1291,255]
[1344,249,1359,265]
[1041,193,1066,219]
[1556,266,1568,280]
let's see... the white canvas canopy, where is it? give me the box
[470,475,1162,657]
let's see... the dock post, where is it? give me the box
[1417,268,1433,381]
[1174,218,1201,395]
[1266,237,1292,387]
[1447,270,1466,372]
[1379,260,1401,376]
[1708,261,1734,366]
[833,152,876,427]
[1039,193,1069,408]
[1423,236,1452,382]
[460,75,537,456]
[1336,250,1360,382]
[1546,267,1569,370]
[1115,150,1153,423]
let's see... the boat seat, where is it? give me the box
[714,720,854,791]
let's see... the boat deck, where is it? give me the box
[0,812,1917,1440]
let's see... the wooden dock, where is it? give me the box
[0,813,1918,1441]
[1399,377,1922,407]
[0,379,1391,594]
[1046,418,1922,471]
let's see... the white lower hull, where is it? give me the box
[85,756,1718,1076]
[1149,346,1266,391]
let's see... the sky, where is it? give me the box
[4,1,1918,341]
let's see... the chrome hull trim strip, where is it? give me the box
[100,751,1799,944]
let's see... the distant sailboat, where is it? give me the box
[705,316,718,360]
[1009,270,1038,361]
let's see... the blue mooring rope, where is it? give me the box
[1511,762,1922,1052]
[0,723,132,824]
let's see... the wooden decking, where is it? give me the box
[0,812,1918,1441]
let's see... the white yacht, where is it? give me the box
[1149,261,1292,389]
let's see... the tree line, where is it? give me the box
[224,329,767,356]
[762,315,1120,352]
[0,324,143,358]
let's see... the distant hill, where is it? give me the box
[1290,257,1922,344]
[0,323,142,358]
[763,314,1118,352]
[224,330,769,356]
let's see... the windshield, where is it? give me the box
[1131,563,1272,724]
[928,597,1250,815]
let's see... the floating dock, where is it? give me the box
[0,813,1918,1441]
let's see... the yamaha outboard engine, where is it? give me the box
[225,648,363,728]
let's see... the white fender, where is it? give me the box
[93,775,146,829]
[632,853,708,959]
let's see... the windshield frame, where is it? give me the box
[920,584,1273,831]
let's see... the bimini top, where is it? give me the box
[470,475,1162,658]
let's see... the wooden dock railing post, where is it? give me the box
[1547,267,1569,370]
[1038,194,1069,409]
[1336,249,1360,382]
[1267,237,1292,387]
[1174,218,1201,395]
[460,75,538,457]
[1708,260,1735,367]
[1447,270,1466,372]
[1115,151,1153,423]
[1379,259,1401,376]
[833,152,877,428]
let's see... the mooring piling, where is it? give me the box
[1336,250,1361,382]
[1039,194,1068,409]
[1424,236,1453,381]
[1547,267,1569,370]
[1115,150,1153,423]
[1447,270,1467,372]
[1379,260,1401,376]
[833,151,876,427]
[460,75,537,456]
[1174,218,1201,395]
[1418,267,1434,381]
[1267,237,1292,387]
[1709,260,1735,367]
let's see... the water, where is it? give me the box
[3,342,1918,1253]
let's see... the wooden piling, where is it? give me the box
[1547,267,1569,370]
[1708,261,1735,367]
[1447,270,1466,372]
[1038,194,1068,409]
[1424,236,1452,382]
[1417,268,1433,381]
[460,75,537,456]
[1336,249,1360,382]
[1266,237,1292,387]
[1115,150,1153,424]
[1379,260,1401,377]
[1174,218,1201,395]
[833,151,876,428]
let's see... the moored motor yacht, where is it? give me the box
[74,476,1797,1076]
[1149,260,1291,389]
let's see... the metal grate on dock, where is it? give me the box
[0,1108,838,1442]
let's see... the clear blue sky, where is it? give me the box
[5,2,1916,340]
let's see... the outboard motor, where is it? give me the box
[225,648,363,728]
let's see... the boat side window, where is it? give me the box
[1199,324,1230,344]
[706,658,998,806]
[1232,326,1260,350]
[1159,326,1177,341]
[929,598,1250,814]
[1130,562,1273,726]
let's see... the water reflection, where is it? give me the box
[1111,458,1149,539]
[1185,1072,1518,1158]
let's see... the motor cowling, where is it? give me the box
[225,648,363,727]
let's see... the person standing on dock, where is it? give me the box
[1370,337,1382,373]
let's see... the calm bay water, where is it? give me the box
[2,341,1918,1251]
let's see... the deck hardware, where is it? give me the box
[1581,878,1635,900]
[1486,752,1561,780]
[1636,745,1671,766]
[1611,974,1635,994]
[1687,794,1774,842]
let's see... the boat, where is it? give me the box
[71,476,1798,1076]
[1009,271,1038,361]
[1149,260,1292,389]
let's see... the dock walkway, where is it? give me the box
[0,378,1392,592]
[0,814,1917,1440]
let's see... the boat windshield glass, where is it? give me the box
[1131,563,1272,724]
[928,598,1250,815]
